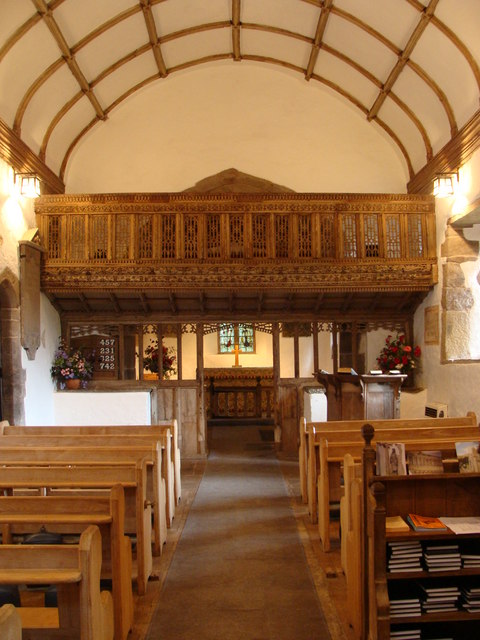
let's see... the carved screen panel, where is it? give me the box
[47,215,61,259]
[91,215,108,260]
[385,215,401,258]
[407,214,424,258]
[341,214,357,258]
[184,215,198,259]
[115,215,131,260]
[275,214,289,258]
[252,214,268,258]
[161,214,176,259]
[207,214,221,258]
[229,215,244,258]
[138,214,153,259]
[364,215,379,257]
[319,214,335,258]
[298,215,312,258]
[69,215,86,261]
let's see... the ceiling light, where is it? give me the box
[15,172,41,198]
[433,172,457,198]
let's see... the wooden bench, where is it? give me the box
[0,525,114,640]
[1,421,181,506]
[298,412,477,522]
[311,418,480,551]
[0,460,153,596]
[301,412,478,525]
[0,486,133,640]
[0,439,169,556]
[0,605,21,640]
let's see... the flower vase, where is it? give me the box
[65,378,81,390]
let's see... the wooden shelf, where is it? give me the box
[363,442,480,639]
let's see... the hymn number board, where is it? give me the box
[69,335,118,379]
[96,337,117,378]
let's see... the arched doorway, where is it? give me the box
[0,272,25,424]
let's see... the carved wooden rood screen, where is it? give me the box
[34,192,437,325]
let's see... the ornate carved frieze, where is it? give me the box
[41,260,436,292]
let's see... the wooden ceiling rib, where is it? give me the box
[0,0,479,191]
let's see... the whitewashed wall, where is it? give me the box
[414,149,480,419]
[0,158,61,425]
[65,63,407,194]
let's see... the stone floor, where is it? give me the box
[129,426,356,640]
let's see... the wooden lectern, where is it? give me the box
[315,371,406,420]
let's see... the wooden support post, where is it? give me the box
[313,321,319,374]
[196,323,206,455]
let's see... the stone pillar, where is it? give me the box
[441,226,478,360]
[0,306,25,424]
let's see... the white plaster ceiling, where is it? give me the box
[1,0,479,186]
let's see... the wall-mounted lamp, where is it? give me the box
[433,172,457,198]
[15,172,41,198]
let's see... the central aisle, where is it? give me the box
[147,426,332,640]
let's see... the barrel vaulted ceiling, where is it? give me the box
[1,0,480,194]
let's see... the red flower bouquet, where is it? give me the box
[377,334,421,374]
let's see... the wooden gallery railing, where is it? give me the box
[35,193,436,272]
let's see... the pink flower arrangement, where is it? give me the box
[376,334,421,374]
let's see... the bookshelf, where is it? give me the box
[362,425,480,640]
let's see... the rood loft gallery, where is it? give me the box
[2,1,480,450]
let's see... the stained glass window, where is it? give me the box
[218,323,255,353]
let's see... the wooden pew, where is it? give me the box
[0,461,152,596]
[1,421,181,506]
[313,421,480,551]
[0,525,114,640]
[303,412,478,525]
[0,486,133,640]
[0,604,21,640]
[0,439,169,556]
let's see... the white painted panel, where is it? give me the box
[243,0,319,38]
[74,13,147,82]
[0,0,32,43]
[0,20,59,125]
[53,0,135,45]
[241,29,310,69]
[336,0,419,49]
[21,65,80,155]
[315,49,379,108]
[153,0,228,37]
[394,65,452,156]
[46,95,97,174]
[54,391,152,426]
[323,13,397,82]
[162,28,231,69]
[412,23,479,130]
[94,52,158,109]
[376,95,428,173]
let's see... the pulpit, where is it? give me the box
[315,371,406,420]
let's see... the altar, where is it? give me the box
[205,368,274,423]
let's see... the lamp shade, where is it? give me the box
[433,173,456,198]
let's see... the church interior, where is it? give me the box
[1,1,480,639]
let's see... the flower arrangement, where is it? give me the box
[143,339,176,379]
[376,334,421,374]
[50,338,95,385]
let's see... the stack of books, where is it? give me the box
[387,541,423,573]
[460,585,480,612]
[389,596,422,618]
[423,543,461,572]
[418,584,460,613]
[461,541,480,568]
[390,629,421,640]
